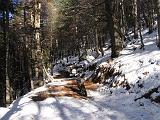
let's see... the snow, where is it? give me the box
[114,31,160,90]
[86,55,95,62]
[52,63,66,72]
[1,29,160,120]
[0,108,9,119]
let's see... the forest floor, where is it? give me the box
[0,29,160,120]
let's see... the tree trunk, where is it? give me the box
[5,2,11,105]
[133,0,139,39]
[121,0,127,35]
[137,0,144,49]
[105,0,123,58]
[32,0,43,88]
[154,0,160,47]
[95,28,101,57]
[98,33,104,56]
[0,10,6,107]
[0,0,10,106]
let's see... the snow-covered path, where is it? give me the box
[1,89,160,120]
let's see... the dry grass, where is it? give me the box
[84,81,101,90]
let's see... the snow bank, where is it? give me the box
[0,108,9,119]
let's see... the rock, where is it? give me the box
[53,70,70,78]
[156,60,160,66]
[152,96,160,103]
[139,59,143,64]
[149,58,156,64]
[138,83,143,88]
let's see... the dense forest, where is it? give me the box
[0,0,160,108]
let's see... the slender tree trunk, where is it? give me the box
[137,0,144,49]
[5,1,11,105]
[121,0,126,35]
[0,0,11,106]
[133,0,139,39]
[99,33,104,56]
[33,0,43,88]
[0,10,6,107]
[95,28,101,56]
[154,0,160,47]
[148,0,154,34]
[157,2,160,48]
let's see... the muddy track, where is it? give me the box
[30,78,100,101]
